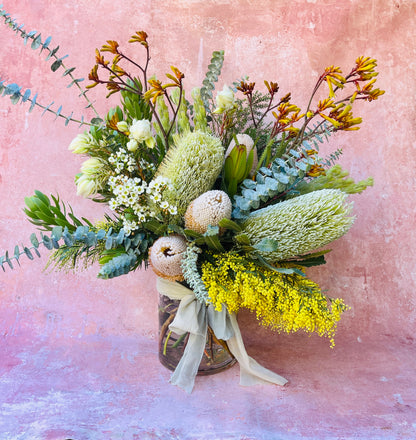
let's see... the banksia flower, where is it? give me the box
[148,235,187,281]
[185,190,232,234]
[238,189,354,262]
[155,130,224,217]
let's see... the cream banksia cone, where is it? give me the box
[238,189,354,262]
[185,190,232,234]
[154,130,224,217]
[149,235,187,281]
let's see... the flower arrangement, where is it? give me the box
[0,8,384,392]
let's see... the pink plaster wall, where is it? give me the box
[0,0,415,355]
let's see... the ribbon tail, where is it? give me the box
[226,313,288,387]
[169,328,207,394]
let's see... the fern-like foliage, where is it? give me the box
[200,50,225,112]
[0,5,99,124]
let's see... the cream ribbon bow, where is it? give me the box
[157,277,288,393]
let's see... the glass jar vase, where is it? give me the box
[158,294,236,375]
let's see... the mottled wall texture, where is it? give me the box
[0,0,415,349]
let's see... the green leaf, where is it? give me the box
[235,233,251,246]
[42,235,53,250]
[167,224,184,235]
[34,190,51,205]
[29,93,37,112]
[24,247,34,260]
[30,33,42,50]
[46,45,60,61]
[30,233,39,248]
[183,229,203,239]
[252,238,279,253]
[142,219,167,235]
[203,234,224,252]
[218,218,242,232]
[41,36,52,52]
[50,59,62,72]
[63,67,76,76]
[51,226,63,241]
[5,251,13,269]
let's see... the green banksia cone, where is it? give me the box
[238,189,354,261]
[155,130,224,218]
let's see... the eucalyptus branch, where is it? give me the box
[0,81,95,126]
[0,7,100,118]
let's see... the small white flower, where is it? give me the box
[168,205,178,215]
[109,199,118,210]
[151,193,162,202]
[137,213,146,222]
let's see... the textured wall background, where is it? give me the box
[0,0,415,359]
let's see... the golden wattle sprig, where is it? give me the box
[86,31,184,149]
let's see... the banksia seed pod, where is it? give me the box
[149,235,187,281]
[185,190,232,234]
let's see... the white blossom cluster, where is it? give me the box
[108,173,178,235]
[108,148,137,173]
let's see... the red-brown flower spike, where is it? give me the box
[264,80,279,95]
[237,81,255,96]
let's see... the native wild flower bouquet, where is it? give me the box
[1,8,384,391]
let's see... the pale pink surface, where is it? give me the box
[0,0,415,439]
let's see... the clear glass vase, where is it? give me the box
[158,294,236,375]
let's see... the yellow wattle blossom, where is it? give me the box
[201,253,349,347]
